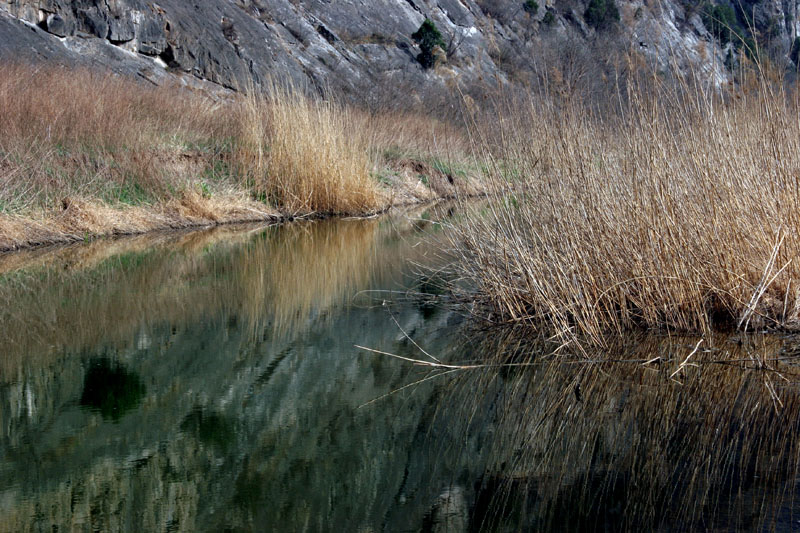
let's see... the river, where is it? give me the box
[1,206,800,532]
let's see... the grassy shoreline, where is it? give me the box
[449,66,800,344]
[12,57,800,345]
[0,63,482,252]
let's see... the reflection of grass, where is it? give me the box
[448,331,800,531]
[0,210,438,376]
[236,219,381,337]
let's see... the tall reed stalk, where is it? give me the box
[238,84,381,215]
[451,67,800,346]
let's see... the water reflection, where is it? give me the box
[180,409,235,451]
[429,332,800,531]
[0,212,440,376]
[0,208,799,531]
[80,358,146,421]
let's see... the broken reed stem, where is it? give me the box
[669,339,704,380]
[738,230,788,331]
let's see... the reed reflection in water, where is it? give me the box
[425,331,800,531]
[0,208,441,378]
[0,207,456,532]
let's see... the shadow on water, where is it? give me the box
[2,204,800,531]
[79,358,145,422]
[180,408,235,451]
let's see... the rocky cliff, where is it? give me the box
[1,1,798,100]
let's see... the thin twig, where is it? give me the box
[670,338,704,380]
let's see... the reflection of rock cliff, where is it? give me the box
[0,286,466,531]
[0,212,472,531]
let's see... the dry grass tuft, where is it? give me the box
[238,85,382,214]
[451,71,800,345]
[0,62,479,249]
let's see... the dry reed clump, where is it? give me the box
[237,86,383,215]
[451,75,800,346]
[0,63,237,212]
[0,62,481,249]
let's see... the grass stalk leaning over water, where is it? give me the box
[450,66,800,346]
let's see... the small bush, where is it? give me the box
[543,10,555,25]
[584,0,620,30]
[700,3,738,45]
[523,0,539,15]
[791,37,800,65]
[412,19,445,69]
[699,3,759,61]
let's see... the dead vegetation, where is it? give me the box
[0,63,480,251]
[449,61,800,345]
[237,84,381,215]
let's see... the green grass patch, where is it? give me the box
[105,181,151,206]
[429,157,470,180]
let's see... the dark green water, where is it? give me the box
[2,209,800,532]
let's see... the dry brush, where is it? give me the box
[450,72,800,345]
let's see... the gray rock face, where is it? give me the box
[0,1,798,98]
[45,12,72,36]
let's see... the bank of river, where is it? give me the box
[1,206,800,531]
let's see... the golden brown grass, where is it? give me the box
[0,63,479,250]
[451,70,800,346]
[238,85,381,214]
[0,63,238,210]
[364,110,481,203]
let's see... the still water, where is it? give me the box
[2,208,800,532]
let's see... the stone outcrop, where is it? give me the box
[0,1,798,98]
